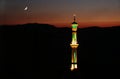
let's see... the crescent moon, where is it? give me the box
[24,6,28,11]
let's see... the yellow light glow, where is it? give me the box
[70,44,79,48]
[75,64,77,69]
[72,40,77,44]
[72,28,77,31]
[70,64,77,71]
[71,64,74,71]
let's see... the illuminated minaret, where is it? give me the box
[70,14,79,71]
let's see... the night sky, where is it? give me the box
[0,0,120,28]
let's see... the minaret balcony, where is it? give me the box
[70,44,79,48]
[72,28,77,31]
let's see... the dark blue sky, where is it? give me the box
[0,0,120,27]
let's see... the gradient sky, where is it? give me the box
[0,0,120,28]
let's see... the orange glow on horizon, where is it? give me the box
[1,17,120,28]
[51,21,120,28]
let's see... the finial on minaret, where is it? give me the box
[73,14,76,22]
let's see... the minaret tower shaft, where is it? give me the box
[70,14,79,71]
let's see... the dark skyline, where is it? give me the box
[0,0,120,28]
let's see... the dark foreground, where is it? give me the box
[0,23,120,79]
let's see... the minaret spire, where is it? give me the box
[73,14,76,22]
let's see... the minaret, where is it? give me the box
[70,14,79,71]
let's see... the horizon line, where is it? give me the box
[0,22,120,28]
